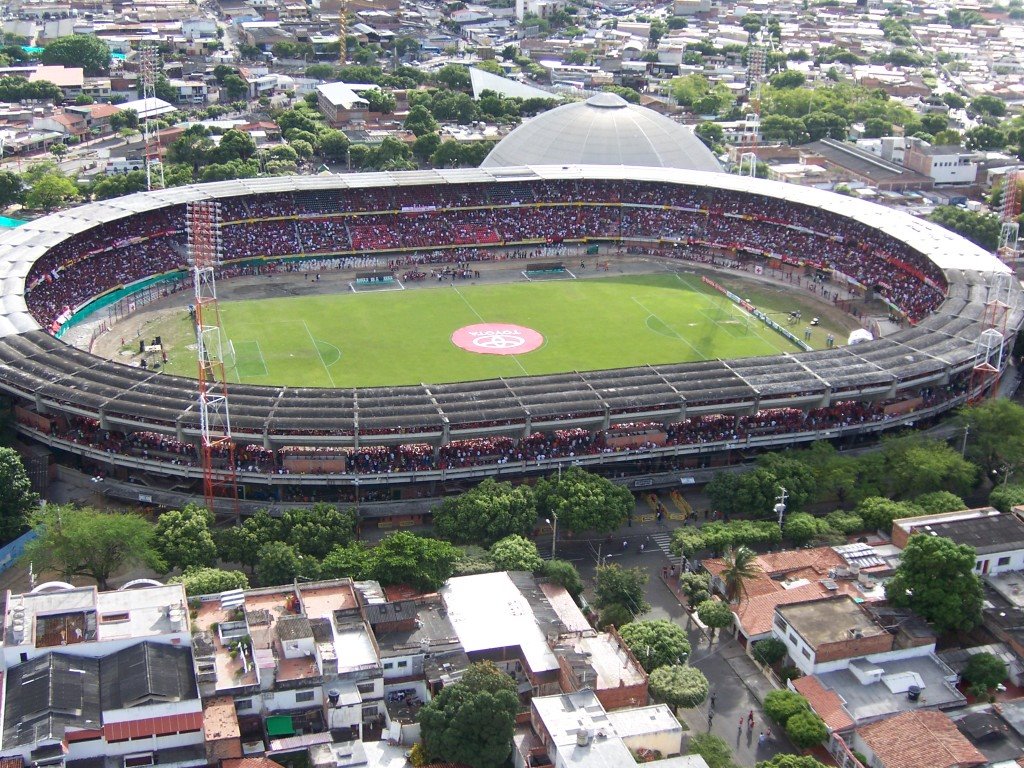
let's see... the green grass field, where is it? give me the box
[154,273,845,388]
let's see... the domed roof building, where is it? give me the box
[480,92,723,172]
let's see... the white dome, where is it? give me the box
[481,93,722,172]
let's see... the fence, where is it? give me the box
[0,528,40,576]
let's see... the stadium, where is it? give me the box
[0,163,1021,510]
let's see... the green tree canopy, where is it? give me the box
[170,566,249,596]
[649,664,709,710]
[0,170,23,209]
[594,563,649,615]
[913,491,966,515]
[960,399,1024,480]
[420,661,519,768]
[217,510,283,571]
[319,542,372,580]
[677,571,711,608]
[756,756,831,768]
[535,467,633,534]
[366,532,460,592]
[25,173,79,211]
[435,63,471,90]
[752,637,788,666]
[0,447,37,542]
[26,505,157,590]
[763,689,810,725]
[433,478,537,546]
[42,35,110,75]
[783,513,830,546]
[929,206,1002,251]
[153,503,217,572]
[282,503,357,559]
[784,710,828,748]
[619,619,691,671]
[885,534,983,633]
[687,733,739,768]
[696,599,734,640]
[962,651,1007,691]
[719,545,760,602]
[488,534,543,572]
[404,104,440,136]
[855,496,926,533]
[256,541,317,586]
[537,558,583,599]
[990,482,1024,513]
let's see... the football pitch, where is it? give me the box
[155,273,843,388]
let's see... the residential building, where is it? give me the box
[774,596,894,676]
[903,141,979,185]
[891,508,1024,575]
[316,82,380,126]
[851,711,985,768]
[800,139,935,191]
[0,582,203,766]
[521,688,698,768]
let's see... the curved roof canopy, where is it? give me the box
[481,93,723,172]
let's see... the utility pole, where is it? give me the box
[773,486,788,526]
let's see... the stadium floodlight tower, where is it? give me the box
[998,168,1020,266]
[187,201,238,518]
[738,152,759,177]
[138,45,165,191]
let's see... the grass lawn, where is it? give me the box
[155,273,844,388]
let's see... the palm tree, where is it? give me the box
[720,545,760,603]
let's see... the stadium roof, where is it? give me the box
[468,66,558,101]
[480,93,723,172]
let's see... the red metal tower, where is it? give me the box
[187,201,238,516]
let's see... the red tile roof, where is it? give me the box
[792,676,854,733]
[731,583,823,638]
[222,759,287,768]
[103,711,203,742]
[857,711,986,768]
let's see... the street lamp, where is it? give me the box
[545,512,558,560]
[773,486,788,526]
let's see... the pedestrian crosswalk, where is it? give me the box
[649,532,674,558]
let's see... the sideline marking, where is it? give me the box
[302,320,337,387]
[631,296,706,359]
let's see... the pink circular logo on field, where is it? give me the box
[451,324,544,355]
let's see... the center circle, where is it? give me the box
[451,323,544,356]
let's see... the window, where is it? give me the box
[357,682,375,694]
[801,647,811,659]
[236,699,253,711]
[383,662,393,670]
[295,690,315,703]
[397,660,408,668]
[998,556,1011,566]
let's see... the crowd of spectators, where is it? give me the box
[19,379,968,476]
[25,180,950,327]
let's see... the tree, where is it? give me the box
[214,129,257,163]
[0,447,37,542]
[320,542,372,579]
[649,665,709,710]
[256,541,316,586]
[752,637,788,667]
[317,129,350,163]
[594,563,649,615]
[696,599,734,641]
[886,534,983,633]
[824,511,864,535]
[171,566,249,596]
[687,733,739,768]
[964,125,1006,151]
[769,70,806,89]
[364,88,397,114]
[719,545,760,602]
[785,710,828,748]
[881,436,978,500]
[435,63,471,90]
[856,497,925,533]
[990,483,1024,513]
[221,74,249,101]
[677,571,711,608]
[862,117,893,138]
[962,652,1007,693]
[913,491,966,515]
[413,132,441,164]
[960,399,1024,480]
[0,170,23,208]
[404,104,439,137]
[695,121,724,149]
[597,603,633,630]
[366,532,460,591]
[153,504,217,571]
[757,757,831,768]
[217,510,283,571]
[420,661,518,768]
[25,173,79,211]
[433,478,537,546]
[488,534,543,572]
[282,503,356,559]
[535,467,632,534]
[783,512,828,546]
[25,505,157,590]
[929,206,1002,251]
[970,95,1006,118]
[537,558,583,599]
[619,620,691,672]
[763,689,809,725]
[42,35,110,76]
